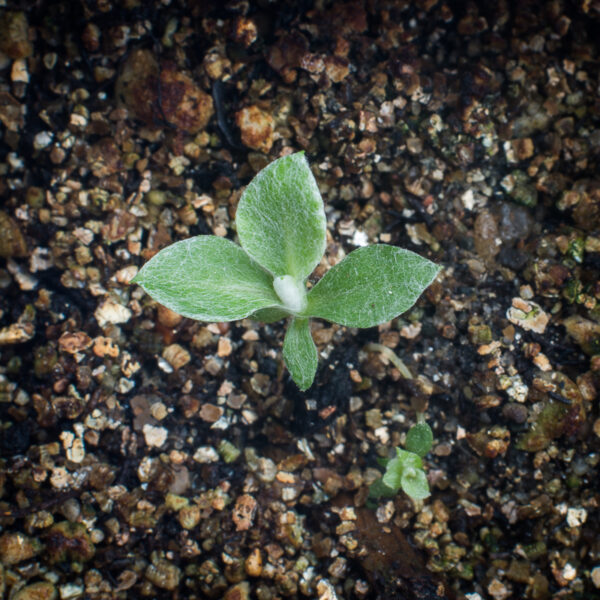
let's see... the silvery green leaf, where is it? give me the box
[400,467,430,499]
[395,448,423,469]
[382,457,403,490]
[236,152,326,280]
[283,317,318,391]
[306,245,441,328]
[132,236,281,322]
[405,423,434,457]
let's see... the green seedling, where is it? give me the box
[133,152,440,390]
[369,422,433,501]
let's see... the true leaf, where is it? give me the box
[405,423,434,457]
[400,467,430,499]
[132,236,281,322]
[382,457,403,490]
[236,152,326,280]
[395,448,423,471]
[282,317,318,391]
[306,245,441,328]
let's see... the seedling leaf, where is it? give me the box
[306,245,441,328]
[405,423,434,457]
[132,236,281,322]
[401,467,430,499]
[283,317,318,391]
[236,152,326,280]
[382,457,402,490]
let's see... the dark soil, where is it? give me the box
[1,1,599,599]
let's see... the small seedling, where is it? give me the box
[133,152,440,390]
[369,422,433,501]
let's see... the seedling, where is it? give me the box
[133,152,440,390]
[369,422,434,500]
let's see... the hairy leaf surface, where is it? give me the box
[236,152,326,280]
[306,245,441,327]
[282,317,317,391]
[132,236,281,322]
[406,423,434,457]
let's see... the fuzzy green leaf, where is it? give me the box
[381,457,402,491]
[236,152,326,280]
[405,423,434,457]
[132,236,281,322]
[401,467,430,500]
[306,245,441,328]
[283,317,318,391]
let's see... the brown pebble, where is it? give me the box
[235,105,274,153]
[245,548,263,577]
[224,581,250,600]
[0,211,28,258]
[0,12,33,59]
[116,49,213,134]
[199,403,224,423]
[93,336,119,358]
[157,305,183,328]
[162,343,191,369]
[0,532,41,565]
[232,494,257,531]
[58,331,92,354]
[12,582,57,600]
[217,336,232,357]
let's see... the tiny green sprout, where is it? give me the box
[133,152,440,390]
[369,422,433,501]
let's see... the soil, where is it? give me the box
[0,1,599,599]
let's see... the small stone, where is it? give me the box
[0,211,28,258]
[406,137,423,154]
[95,298,132,327]
[58,583,84,600]
[592,566,600,588]
[162,344,190,370]
[157,305,183,328]
[217,336,232,357]
[566,506,587,527]
[224,582,250,600]
[235,105,274,153]
[193,446,219,463]
[245,548,263,577]
[13,582,57,600]
[199,403,224,423]
[487,578,511,600]
[150,402,168,421]
[218,439,241,463]
[116,49,213,133]
[507,298,549,333]
[0,532,41,565]
[0,321,35,345]
[45,521,95,563]
[59,331,92,354]
[0,12,33,59]
[93,336,119,358]
[178,504,201,530]
[232,494,257,531]
[143,424,168,448]
[145,558,182,591]
[316,578,339,600]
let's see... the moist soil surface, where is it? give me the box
[0,1,599,599]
